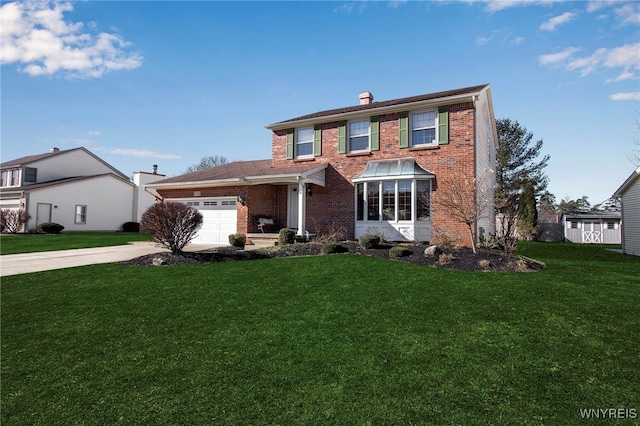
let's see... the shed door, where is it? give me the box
[583,221,602,243]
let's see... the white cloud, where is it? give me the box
[540,12,576,31]
[609,92,640,101]
[0,1,142,78]
[567,42,640,79]
[108,148,182,160]
[481,0,562,13]
[538,47,580,65]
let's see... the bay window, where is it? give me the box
[356,179,431,223]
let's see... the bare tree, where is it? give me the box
[184,155,229,174]
[630,117,640,166]
[433,171,494,254]
[1,208,31,233]
[140,202,203,254]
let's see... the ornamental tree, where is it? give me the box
[140,202,203,254]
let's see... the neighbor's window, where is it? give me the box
[24,167,37,183]
[411,110,437,146]
[75,205,87,224]
[606,221,616,230]
[4,169,21,187]
[349,120,370,152]
[570,221,578,229]
[296,127,314,158]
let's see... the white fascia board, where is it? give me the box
[146,178,247,190]
[613,165,640,197]
[266,92,478,131]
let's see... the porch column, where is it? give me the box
[297,181,306,236]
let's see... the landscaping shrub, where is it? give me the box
[391,246,411,258]
[278,228,296,246]
[438,253,454,265]
[1,208,31,233]
[140,202,203,254]
[389,246,410,258]
[122,221,140,233]
[321,242,347,254]
[358,233,380,249]
[228,233,246,248]
[37,222,64,234]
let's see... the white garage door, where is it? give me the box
[173,198,238,245]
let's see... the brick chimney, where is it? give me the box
[359,91,373,105]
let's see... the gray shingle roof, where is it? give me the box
[152,159,322,184]
[267,84,489,128]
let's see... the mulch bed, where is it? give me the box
[119,242,545,273]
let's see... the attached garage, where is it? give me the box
[169,198,238,245]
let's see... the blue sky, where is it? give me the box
[2,0,639,206]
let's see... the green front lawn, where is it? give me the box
[2,243,639,424]
[0,232,152,255]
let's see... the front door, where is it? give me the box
[36,203,52,228]
[287,185,299,229]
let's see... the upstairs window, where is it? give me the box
[1,169,21,187]
[295,127,314,158]
[411,110,437,146]
[349,120,370,152]
[24,167,37,183]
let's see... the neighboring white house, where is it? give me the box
[0,147,164,232]
[561,211,622,244]
[613,165,640,256]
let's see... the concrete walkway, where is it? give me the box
[0,242,222,277]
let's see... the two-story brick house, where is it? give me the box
[147,84,497,246]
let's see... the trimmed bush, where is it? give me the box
[122,222,140,233]
[321,243,348,254]
[229,233,246,248]
[37,222,64,234]
[140,202,203,254]
[278,228,296,246]
[358,233,380,249]
[389,246,410,258]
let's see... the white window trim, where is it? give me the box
[410,109,438,147]
[355,178,431,223]
[348,119,370,153]
[75,205,87,224]
[295,127,314,159]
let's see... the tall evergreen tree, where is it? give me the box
[496,118,550,203]
[517,180,537,240]
[495,118,549,246]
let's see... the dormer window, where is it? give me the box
[348,119,370,152]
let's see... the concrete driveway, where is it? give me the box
[0,242,221,277]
